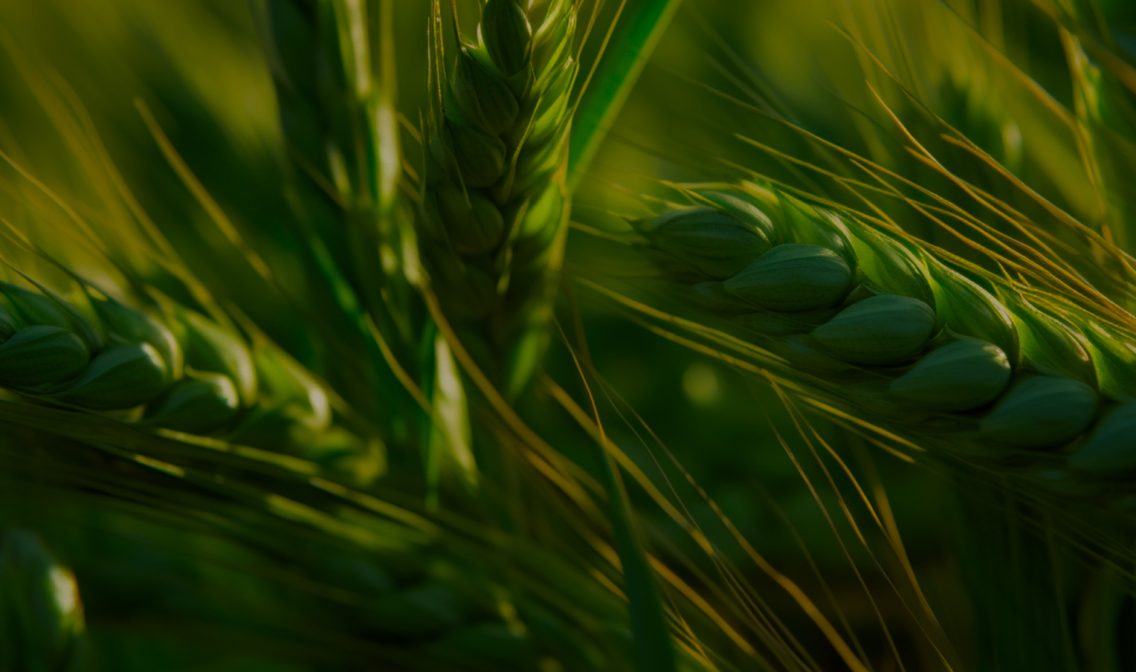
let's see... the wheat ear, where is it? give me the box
[0,280,374,473]
[635,183,1136,488]
[420,0,578,397]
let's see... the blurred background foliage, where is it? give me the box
[0,0,1133,669]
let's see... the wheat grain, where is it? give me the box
[888,338,1012,412]
[0,281,368,468]
[420,0,578,397]
[636,184,1136,472]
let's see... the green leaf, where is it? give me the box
[567,0,683,189]
[593,439,677,672]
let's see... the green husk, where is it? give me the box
[145,370,241,433]
[0,326,90,388]
[889,338,1012,412]
[92,295,184,381]
[979,376,1099,449]
[1068,403,1136,476]
[811,294,937,366]
[56,343,171,410]
[724,244,853,312]
[171,309,257,406]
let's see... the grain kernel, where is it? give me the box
[811,295,936,366]
[724,244,852,311]
[979,376,1098,449]
[889,338,1011,412]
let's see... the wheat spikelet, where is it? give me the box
[265,0,401,263]
[635,183,1136,490]
[0,280,374,474]
[264,0,420,371]
[421,0,578,397]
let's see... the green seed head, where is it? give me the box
[979,375,1099,449]
[481,0,532,76]
[724,244,853,312]
[0,326,90,388]
[1012,300,1096,385]
[433,186,507,255]
[0,530,84,672]
[450,47,519,136]
[1068,402,1136,475]
[513,134,564,192]
[532,0,575,71]
[925,259,1018,361]
[442,123,508,189]
[1082,320,1136,401]
[811,294,937,366]
[146,370,240,433]
[640,207,773,279]
[889,338,1012,412]
[509,183,568,282]
[92,296,183,380]
[0,283,101,350]
[776,197,856,268]
[525,56,574,147]
[846,227,934,304]
[254,347,331,432]
[172,310,257,405]
[56,343,170,410]
[700,190,778,243]
[0,283,74,329]
[430,250,499,320]
[515,180,566,242]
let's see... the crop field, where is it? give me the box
[0,1,1134,670]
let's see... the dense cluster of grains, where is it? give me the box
[636,184,1136,485]
[0,282,367,467]
[421,0,577,396]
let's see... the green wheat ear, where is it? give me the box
[421,0,578,398]
[633,183,1136,497]
[0,279,378,480]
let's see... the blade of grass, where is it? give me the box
[568,0,683,188]
[558,319,677,672]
